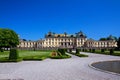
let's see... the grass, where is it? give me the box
[0,51,9,58]
[0,50,71,62]
[0,57,23,62]
[0,50,52,62]
[19,50,50,58]
[84,50,120,56]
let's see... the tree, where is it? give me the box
[99,35,117,41]
[23,39,27,41]
[99,38,107,41]
[0,28,19,51]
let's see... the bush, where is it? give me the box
[101,49,105,53]
[92,49,95,53]
[50,53,71,59]
[0,48,4,52]
[85,49,87,52]
[69,49,72,53]
[50,51,57,57]
[76,49,80,54]
[50,50,71,59]
[79,49,81,52]
[82,49,85,52]
[58,49,65,55]
[110,49,114,55]
[9,48,19,60]
[76,54,88,57]
[89,49,91,52]
[64,48,67,52]
[57,51,62,56]
[113,53,120,56]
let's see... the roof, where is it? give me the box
[45,31,87,38]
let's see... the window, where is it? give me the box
[55,38,57,41]
[52,38,54,41]
[65,39,66,41]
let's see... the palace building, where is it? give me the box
[17,31,117,50]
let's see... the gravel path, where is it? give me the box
[0,52,120,80]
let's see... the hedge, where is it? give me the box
[9,48,19,60]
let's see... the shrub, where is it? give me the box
[50,52,71,59]
[76,54,88,57]
[9,48,19,60]
[64,48,67,52]
[69,49,72,53]
[79,49,81,52]
[110,49,114,55]
[76,49,80,54]
[50,51,57,57]
[113,53,120,56]
[101,49,105,53]
[58,49,65,55]
[57,51,62,56]
[82,49,85,52]
[89,49,91,52]
[50,49,71,59]
[92,49,95,53]
[0,48,4,52]
[85,49,87,52]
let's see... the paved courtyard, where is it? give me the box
[0,52,120,80]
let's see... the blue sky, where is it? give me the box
[0,0,120,40]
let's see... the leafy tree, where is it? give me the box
[99,35,117,41]
[107,35,117,41]
[23,39,27,41]
[0,28,19,51]
[99,38,107,41]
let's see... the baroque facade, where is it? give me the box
[18,31,117,49]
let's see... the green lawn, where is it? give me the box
[0,50,51,57]
[87,50,120,56]
[19,50,50,57]
[0,50,71,62]
[0,50,52,62]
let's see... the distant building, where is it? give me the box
[17,31,117,50]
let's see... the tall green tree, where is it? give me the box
[0,28,19,51]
